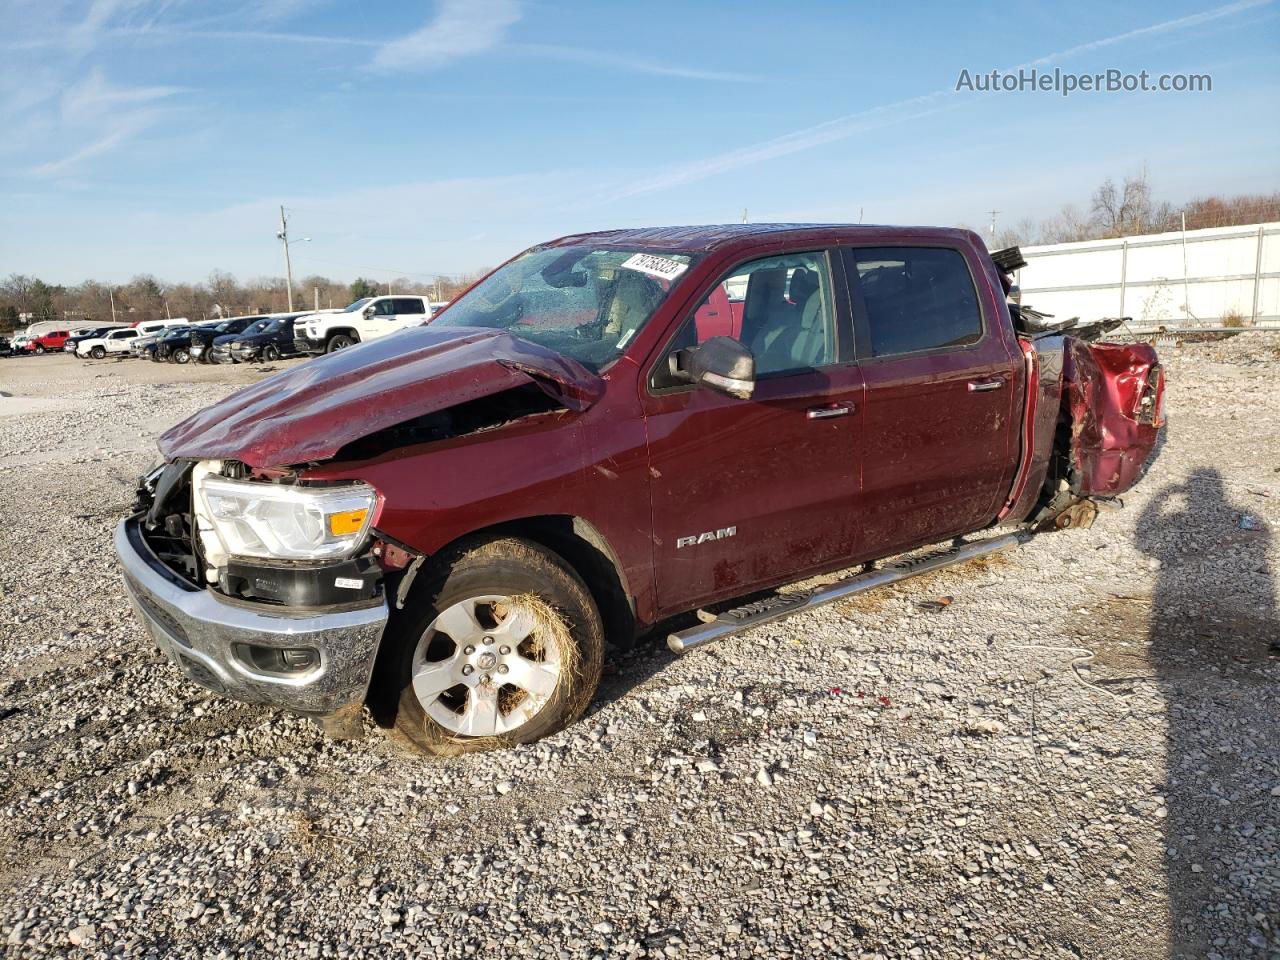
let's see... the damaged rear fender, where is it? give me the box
[1062,338,1165,497]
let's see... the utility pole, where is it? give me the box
[988,209,999,243]
[278,205,295,312]
[741,208,748,224]
[314,287,319,311]
[108,288,117,325]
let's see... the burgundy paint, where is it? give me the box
[1062,339,1165,496]
[157,328,604,467]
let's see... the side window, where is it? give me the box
[374,299,396,316]
[393,297,424,314]
[659,250,836,383]
[849,247,983,357]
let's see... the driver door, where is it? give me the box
[641,249,865,616]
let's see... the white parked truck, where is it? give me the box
[292,296,445,355]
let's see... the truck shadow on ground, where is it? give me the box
[1135,466,1278,958]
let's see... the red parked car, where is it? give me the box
[24,330,72,354]
[118,224,1164,754]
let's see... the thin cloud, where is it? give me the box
[26,70,185,177]
[371,0,522,71]
[515,43,758,82]
[599,0,1271,202]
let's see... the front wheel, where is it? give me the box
[90,346,105,359]
[262,344,280,362]
[385,537,604,755]
[173,348,190,364]
[34,344,45,354]
[326,333,358,353]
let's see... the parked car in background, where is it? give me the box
[23,329,72,354]
[293,296,439,355]
[65,327,121,353]
[77,327,141,358]
[189,316,268,363]
[0,335,12,357]
[228,314,303,363]
[121,224,1164,753]
[154,322,220,363]
[130,320,189,358]
[209,317,273,363]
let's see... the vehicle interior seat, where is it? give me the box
[752,287,828,374]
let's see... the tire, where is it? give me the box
[326,332,358,353]
[34,344,45,354]
[173,348,190,364]
[90,346,105,359]
[262,344,279,362]
[385,537,604,756]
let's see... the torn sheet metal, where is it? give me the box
[1062,338,1164,496]
[158,328,605,468]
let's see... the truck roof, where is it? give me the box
[548,223,980,254]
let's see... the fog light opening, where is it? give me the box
[233,643,321,675]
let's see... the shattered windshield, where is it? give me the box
[434,245,696,370]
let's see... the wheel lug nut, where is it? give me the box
[480,674,491,684]
[499,645,511,655]
[498,664,509,675]
[461,665,474,676]
[483,636,494,646]
[463,645,476,655]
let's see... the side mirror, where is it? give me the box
[685,336,755,399]
[363,306,376,318]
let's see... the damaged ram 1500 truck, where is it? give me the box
[117,224,1165,754]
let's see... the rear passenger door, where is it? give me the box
[391,297,428,329]
[841,245,1018,556]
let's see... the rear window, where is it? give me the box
[849,247,983,357]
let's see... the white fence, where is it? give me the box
[1014,221,1280,330]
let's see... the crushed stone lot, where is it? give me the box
[0,343,1277,960]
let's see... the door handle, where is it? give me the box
[806,402,854,420]
[967,378,1005,392]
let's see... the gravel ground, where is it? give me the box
[0,343,1276,960]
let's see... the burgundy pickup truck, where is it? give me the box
[118,224,1164,754]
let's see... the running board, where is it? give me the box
[666,532,1031,654]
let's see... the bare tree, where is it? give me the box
[1091,173,1155,237]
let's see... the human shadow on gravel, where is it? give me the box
[1136,466,1278,959]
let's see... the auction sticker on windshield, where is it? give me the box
[621,253,689,282]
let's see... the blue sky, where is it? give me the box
[2,0,1277,286]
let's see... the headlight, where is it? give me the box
[195,474,378,561]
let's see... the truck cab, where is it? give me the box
[293,295,434,355]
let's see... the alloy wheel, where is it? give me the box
[410,595,564,737]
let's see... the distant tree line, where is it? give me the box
[991,177,1280,249]
[0,270,487,333]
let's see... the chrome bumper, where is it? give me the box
[115,518,387,717]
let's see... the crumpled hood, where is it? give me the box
[158,327,605,467]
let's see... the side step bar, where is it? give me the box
[667,532,1031,654]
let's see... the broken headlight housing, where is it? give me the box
[195,473,378,561]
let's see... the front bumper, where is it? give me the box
[231,344,261,362]
[293,336,324,355]
[115,517,388,717]
[209,344,233,363]
[190,342,207,359]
